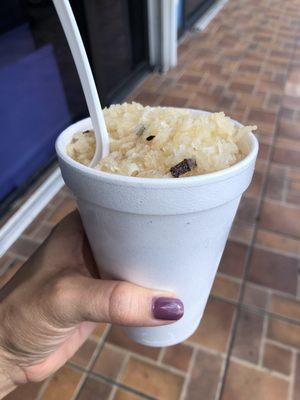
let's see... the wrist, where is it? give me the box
[0,301,28,397]
[0,359,17,399]
[0,311,16,398]
[0,332,20,399]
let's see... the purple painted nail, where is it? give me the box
[152,297,184,320]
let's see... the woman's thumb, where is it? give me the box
[69,276,184,326]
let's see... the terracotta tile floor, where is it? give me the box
[2,0,300,398]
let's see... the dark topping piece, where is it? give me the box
[146,135,156,141]
[170,158,197,178]
[83,130,90,134]
[135,125,146,136]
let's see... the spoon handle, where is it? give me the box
[53,0,109,164]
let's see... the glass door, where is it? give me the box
[180,0,217,32]
[0,0,149,207]
[82,0,148,105]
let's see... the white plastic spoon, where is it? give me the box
[52,0,109,166]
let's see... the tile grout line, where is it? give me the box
[107,353,130,400]
[86,328,111,372]
[179,347,197,400]
[229,355,290,381]
[35,378,51,400]
[215,303,239,400]
[82,337,188,377]
[86,325,112,370]
[266,338,295,352]
[126,353,186,378]
[255,196,300,211]
[73,324,112,400]
[157,347,166,364]
[217,6,300,398]
[297,260,300,299]
[225,307,238,358]
[282,166,290,203]
[70,361,155,400]
[253,241,300,260]
[265,288,272,313]
[71,331,186,399]
[211,293,300,328]
[82,369,156,400]
[266,338,299,353]
[258,312,268,367]
[70,371,89,400]
[107,384,118,400]
[288,350,297,400]
[184,339,228,359]
[69,358,155,400]
[116,352,131,380]
[216,271,244,285]
[215,353,229,400]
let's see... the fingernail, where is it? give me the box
[152,297,184,320]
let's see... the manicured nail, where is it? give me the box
[152,297,184,320]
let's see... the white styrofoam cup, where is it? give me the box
[56,110,258,347]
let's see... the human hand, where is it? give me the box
[0,211,183,397]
